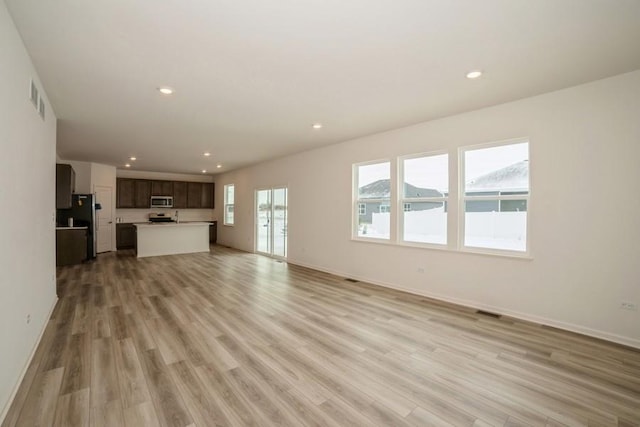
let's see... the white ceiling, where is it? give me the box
[6,0,640,175]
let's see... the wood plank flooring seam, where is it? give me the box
[3,246,639,427]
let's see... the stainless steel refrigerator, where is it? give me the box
[56,194,97,259]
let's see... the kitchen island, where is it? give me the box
[134,222,210,258]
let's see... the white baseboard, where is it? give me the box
[0,296,58,424]
[286,258,640,350]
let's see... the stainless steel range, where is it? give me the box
[148,213,175,223]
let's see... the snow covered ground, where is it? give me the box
[359,210,526,251]
[256,211,287,256]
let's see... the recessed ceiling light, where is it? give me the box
[202,169,207,173]
[203,152,211,157]
[466,70,483,79]
[125,164,131,168]
[216,164,222,169]
[130,156,136,161]
[312,123,323,129]
[158,87,174,95]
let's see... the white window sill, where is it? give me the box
[351,236,393,245]
[351,236,533,260]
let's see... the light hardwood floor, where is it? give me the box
[3,246,640,426]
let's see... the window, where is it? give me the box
[352,138,530,257]
[224,184,235,225]
[354,161,391,239]
[400,153,449,245]
[462,141,529,252]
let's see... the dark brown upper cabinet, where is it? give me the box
[173,181,188,208]
[116,178,135,208]
[201,183,215,209]
[116,178,214,209]
[151,180,173,196]
[134,180,151,208]
[56,164,76,209]
[187,182,203,208]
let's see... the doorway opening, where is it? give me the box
[255,187,287,258]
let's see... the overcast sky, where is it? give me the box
[357,142,528,190]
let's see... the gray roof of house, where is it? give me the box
[359,179,442,199]
[467,160,529,191]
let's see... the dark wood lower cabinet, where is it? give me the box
[209,221,217,243]
[56,229,87,266]
[116,223,136,249]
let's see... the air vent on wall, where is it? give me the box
[29,79,38,108]
[476,310,502,319]
[38,97,45,120]
[29,79,45,121]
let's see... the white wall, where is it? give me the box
[216,71,640,348]
[116,169,215,183]
[0,2,58,421]
[115,169,217,223]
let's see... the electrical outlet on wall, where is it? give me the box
[620,301,638,311]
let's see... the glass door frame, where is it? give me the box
[254,186,288,260]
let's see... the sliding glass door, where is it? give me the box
[255,187,287,258]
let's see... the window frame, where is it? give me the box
[352,160,392,242]
[223,184,235,226]
[458,138,531,257]
[351,138,532,260]
[398,151,450,248]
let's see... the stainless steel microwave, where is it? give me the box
[150,196,173,208]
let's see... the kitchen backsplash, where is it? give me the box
[115,209,216,223]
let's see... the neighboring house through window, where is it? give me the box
[352,139,530,256]
[400,153,449,245]
[462,140,529,253]
[354,161,391,239]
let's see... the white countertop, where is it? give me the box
[134,222,211,228]
[56,226,88,230]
